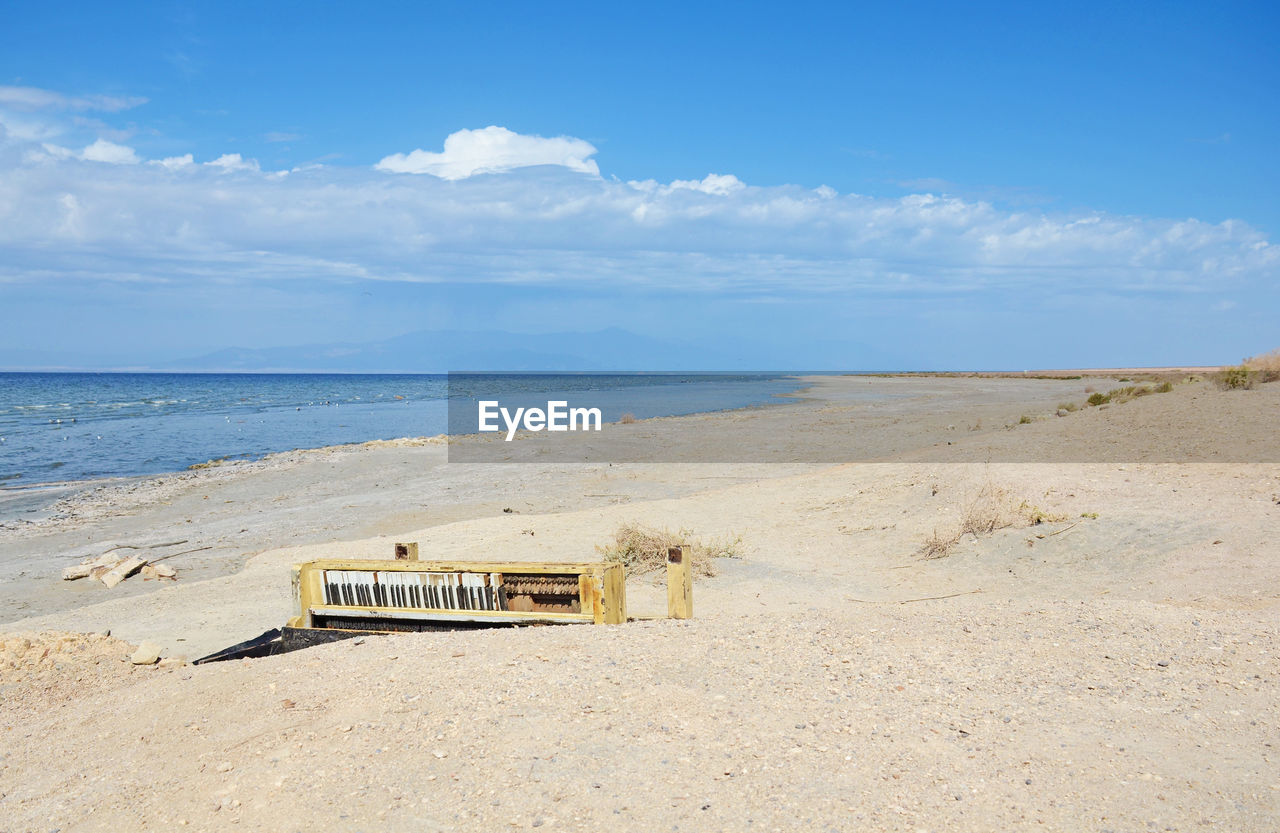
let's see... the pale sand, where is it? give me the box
[1,375,1277,831]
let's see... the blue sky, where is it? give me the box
[0,1,1276,369]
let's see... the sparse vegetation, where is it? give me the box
[618,412,637,424]
[1082,380,1177,406]
[1106,384,1152,403]
[1057,402,1079,412]
[1214,366,1254,390]
[1244,348,1280,383]
[597,523,741,577]
[919,483,1073,559]
[1018,414,1033,424]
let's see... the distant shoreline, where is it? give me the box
[0,365,1229,375]
[845,366,1223,378]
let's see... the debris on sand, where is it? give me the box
[60,540,194,587]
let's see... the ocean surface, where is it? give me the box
[0,372,802,488]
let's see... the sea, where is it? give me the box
[0,372,805,489]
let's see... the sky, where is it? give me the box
[0,0,1277,370]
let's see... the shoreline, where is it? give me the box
[6,369,1277,529]
[0,372,807,497]
[0,367,1222,498]
[3,372,1276,633]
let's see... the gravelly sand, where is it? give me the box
[1,375,1277,832]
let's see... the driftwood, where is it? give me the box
[845,589,984,604]
[60,539,189,567]
[100,540,188,554]
[146,546,211,563]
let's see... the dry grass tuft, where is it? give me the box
[597,523,741,577]
[919,483,1071,559]
[618,413,637,424]
[1245,348,1280,383]
[1106,384,1154,403]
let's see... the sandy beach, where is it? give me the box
[1,374,1277,832]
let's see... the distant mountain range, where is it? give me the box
[1,327,905,372]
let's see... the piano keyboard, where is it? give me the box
[290,558,627,631]
[323,569,513,612]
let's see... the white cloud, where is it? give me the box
[0,85,146,113]
[376,126,599,179]
[669,173,745,195]
[79,139,140,164]
[628,173,747,198]
[39,139,139,164]
[153,154,195,170]
[38,142,75,159]
[205,153,260,172]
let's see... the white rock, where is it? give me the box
[130,641,162,665]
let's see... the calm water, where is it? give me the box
[0,372,801,487]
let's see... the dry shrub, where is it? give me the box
[1213,366,1254,390]
[919,529,956,560]
[618,412,637,424]
[1245,348,1280,383]
[958,484,1023,537]
[919,483,1070,559]
[597,523,741,577]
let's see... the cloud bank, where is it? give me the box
[0,89,1274,306]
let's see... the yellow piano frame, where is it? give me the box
[289,558,628,630]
